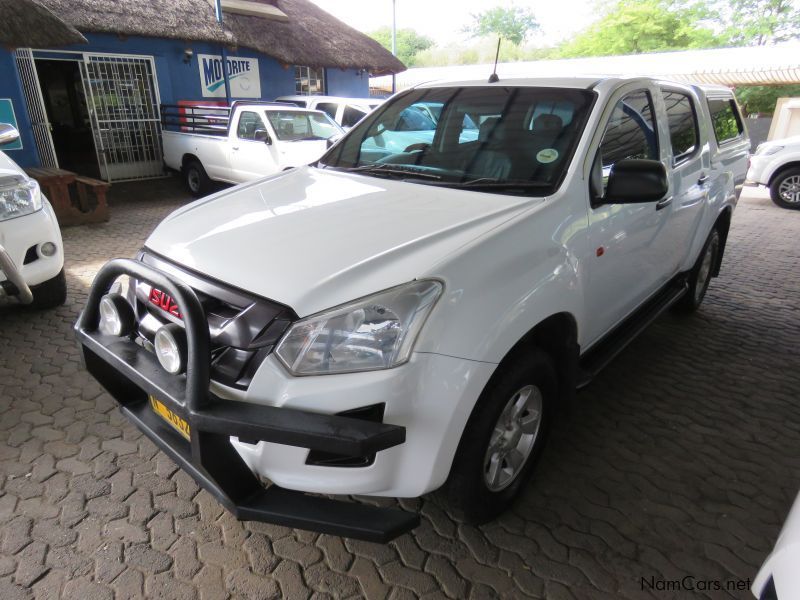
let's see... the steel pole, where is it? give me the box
[391,0,397,94]
[215,0,232,105]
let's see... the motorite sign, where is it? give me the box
[198,54,261,98]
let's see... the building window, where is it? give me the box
[295,66,325,95]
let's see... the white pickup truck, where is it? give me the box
[162,102,344,196]
[77,76,749,542]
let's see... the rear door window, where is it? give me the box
[316,103,339,119]
[708,98,744,145]
[342,105,367,128]
[662,90,699,164]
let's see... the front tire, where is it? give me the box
[770,167,800,210]
[673,228,720,314]
[184,160,211,197]
[29,269,67,309]
[443,350,556,524]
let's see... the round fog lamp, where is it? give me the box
[98,294,135,337]
[154,324,188,375]
[39,242,57,257]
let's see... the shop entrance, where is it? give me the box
[35,58,100,178]
[15,49,165,182]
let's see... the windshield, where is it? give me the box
[266,111,343,142]
[319,86,596,196]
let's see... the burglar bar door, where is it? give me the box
[79,53,164,181]
[14,49,58,168]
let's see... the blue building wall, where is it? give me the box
[0,33,369,168]
[325,68,369,97]
[0,52,41,168]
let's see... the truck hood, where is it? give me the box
[146,166,534,316]
[277,140,330,168]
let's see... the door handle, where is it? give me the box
[231,146,240,151]
[698,174,709,186]
[656,196,673,211]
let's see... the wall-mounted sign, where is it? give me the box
[0,99,23,151]
[198,54,261,98]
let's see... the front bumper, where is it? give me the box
[0,201,64,301]
[75,258,419,542]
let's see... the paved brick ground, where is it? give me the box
[1,178,798,600]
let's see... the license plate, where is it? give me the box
[149,396,190,440]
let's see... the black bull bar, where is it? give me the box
[74,258,419,542]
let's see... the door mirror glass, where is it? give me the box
[0,123,20,147]
[605,159,668,203]
[254,128,272,144]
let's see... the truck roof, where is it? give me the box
[413,75,736,96]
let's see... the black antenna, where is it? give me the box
[488,38,501,83]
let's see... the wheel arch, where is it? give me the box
[768,161,800,187]
[712,206,733,277]
[490,312,580,411]
[181,153,202,169]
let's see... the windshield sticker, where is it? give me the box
[536,148,559,164]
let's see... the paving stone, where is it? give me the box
[0,184,796,600]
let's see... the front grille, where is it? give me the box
[131,250,297,389]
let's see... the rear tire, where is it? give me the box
[184,160,211,197]
[673,228,720,314]
[769,167,800,210]
[443,350,556,524]
[29,269,67,309]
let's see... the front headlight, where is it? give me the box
[756,145,784,156]
[275,280,443,375]
[0,178,42,221]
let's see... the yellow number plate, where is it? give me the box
[149,396,190,440]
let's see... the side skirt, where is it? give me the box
[576,276,689,389]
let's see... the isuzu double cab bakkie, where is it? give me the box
[76,77,749,542]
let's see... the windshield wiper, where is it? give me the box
[426,177,551,190]
[344,164,442,180]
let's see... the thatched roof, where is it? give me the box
[36,0,232,46]
[1,0,88,48]
[34,0,405,75]
[224,0,406,76]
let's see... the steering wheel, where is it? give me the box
[403,143,431,153]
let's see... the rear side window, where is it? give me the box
[708,98,743,144]
[600,90,658,169]
[316,103,339,119]
[662,91,699,163]
[342,105,367,128]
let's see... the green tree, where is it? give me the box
[465,5,540,45]
[559,0,722,57]
[735,84,800,114]
[719,0,800,45]
[368,27,435,67]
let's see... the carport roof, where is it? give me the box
[371,43,800,90]
[34,0,406,75]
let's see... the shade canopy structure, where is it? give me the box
[370,43,800,92]
[0,0,88,48]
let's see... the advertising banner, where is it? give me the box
[198,54,261,98]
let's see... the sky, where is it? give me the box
[309,0,597,47]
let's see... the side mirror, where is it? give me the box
[254,129,272,145]
[0,123,20,147]
[604,159,668,204]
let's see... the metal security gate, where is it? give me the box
[14,48,58,168]
[79,53,164,181]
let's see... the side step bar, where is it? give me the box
[577,278,688,388]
